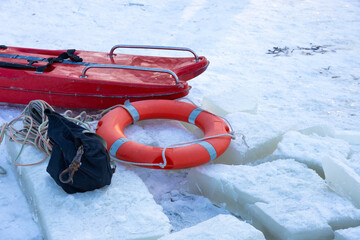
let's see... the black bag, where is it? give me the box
[45,109,114,194]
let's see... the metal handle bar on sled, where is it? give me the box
[80,64,180,84]
[108,45,199,62]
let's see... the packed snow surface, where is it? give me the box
[1,0,360,239]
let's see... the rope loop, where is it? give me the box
[59,145,84,184]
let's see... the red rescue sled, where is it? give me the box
[0,44,209,109]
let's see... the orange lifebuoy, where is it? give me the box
[96,100,232,169]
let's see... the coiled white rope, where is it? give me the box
[0,99,140,173]
[0,100,95,168]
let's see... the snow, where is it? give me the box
[158,214,265,240]
[1,0,360,239]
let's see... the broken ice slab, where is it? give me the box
[297,124,336,137]
[213,112,287,165]
[267,131,350,178]
[348,152,360,174]
[334,130,360,145]
[202,90,258,117]
[297,125,360,146]
[187,159,360,240]
[159,214,265,240]
[323,153,360,209]
[5,138,171,240]
[334,226,360,240]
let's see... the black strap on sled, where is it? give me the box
[0,61,39,70]
[56,49,83,63]
[0,49,83,73]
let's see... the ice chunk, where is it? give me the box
[159,214,265,240]
[334,226,360,240]
[202,91,258,116]
[297,124,336,137]
[187,160,360,240]
[214,112,286,165]
[348,152,360,175]
[334,130,360,145]
[269,131,350,178]
[298,125,360,146]
[323,155,360,208]
[5,138,171,240]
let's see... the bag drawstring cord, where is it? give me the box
[59,145,84,184]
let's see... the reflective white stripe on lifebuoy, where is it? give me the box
[197,141,217,161]
[188,107,203,124]
[110,138,129,156]
[124,100,140,123]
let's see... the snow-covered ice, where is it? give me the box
[0,143,42,239]
[268,131,351,178]
[214,112,288,165]
[1,0,360,239]
[335,130,360,146]
[5,139,171,240]
[187,160,360,240]
[202,89,258,116]
[334,226,360,240]
[159,214,265,240]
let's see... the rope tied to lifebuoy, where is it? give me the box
[158,132,236,168]
[107,99,249,169]
[109,132,236,169]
